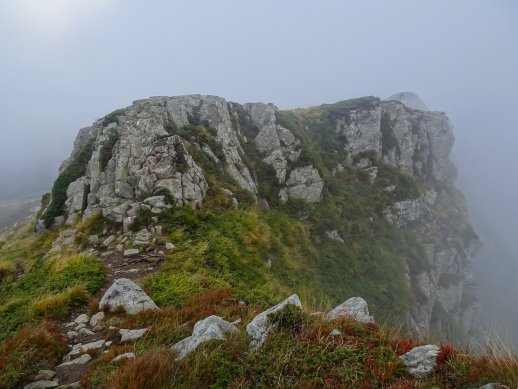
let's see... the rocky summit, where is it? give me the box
[4,92,509,389]
[37,92,480,342]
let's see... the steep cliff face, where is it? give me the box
[40,92,480,342]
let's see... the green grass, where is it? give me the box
[0,231,106,340]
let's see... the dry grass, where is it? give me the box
[0,322,67,387]
[110,349,177,389]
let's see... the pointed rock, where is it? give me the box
[246,294,302,351]
[325,297,374,323]
[99,278,158,314]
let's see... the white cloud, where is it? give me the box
[0,0,112,38]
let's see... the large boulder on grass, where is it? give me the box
[325,297,374,323]
[246,294,302,351]
[99,278,158,314]
[171,315,239,360]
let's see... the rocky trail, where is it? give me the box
[22,227,170,389]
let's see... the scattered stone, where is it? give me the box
[105,341,113,347]
[64,322,76,328]
[112,352,135,362]
[101,235,116,248]
[56,383,80,389]
[74,313,89,324]
[87,235,99,245]
[471,384,509,389]
[231,318,241,325]
[115,244,123,251]
[246,294,302,351]
[238,300,246,307]
[155,225,162,235]
[330,329,342,337]
[119,328,148,343]
[66,339,105,357]
[165,242,174,250]
[24,380,59,389]
[74,323,86,331]
[79,328,95,336]
[92,323,106,332]
[34,370,56,381]
[66,331,78,340]
[101,251,114,259]
[172,315,239,360]
[58,353,92,367]
[399,345,440,377]
[124,248,140,257]
[89,311,105,327]
[325,297,374,323]
[99,278,158,314]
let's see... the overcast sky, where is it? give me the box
[0,0,517,252]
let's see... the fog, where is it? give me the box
[0,0,517,338]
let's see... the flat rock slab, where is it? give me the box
[24,380,59,389]
[119,328,148,343]
[124,248,140,257]
[58,354,92,367]
[99,278,158,314]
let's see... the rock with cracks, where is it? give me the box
[246,294,302,351]
[171,315,239,360]
[99,278,158,314]
[325,297,374,323]
[399,344,440,377]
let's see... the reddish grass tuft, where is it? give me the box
[392,337,421,356]
[0,322,67,387]
[436,344,455,365]
[110,349,177,389]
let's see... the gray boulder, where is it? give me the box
[246,294,302,351]
[171,315,238,360]
[99,278,158,314]
[399,344,440,377]
[325,297,374,323]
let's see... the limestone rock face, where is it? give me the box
[399,345,440,377]
[171,315,238,360]
[325,297,374,323]
[282,166,324,203]
[245,103,301,183]
[246,294,302,351]
[99,278,158,314]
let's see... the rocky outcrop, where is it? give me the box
[99,278,158,314]
[171,315,239,360]
[280,166,324,203]
[246,294,302,351]
[43,92,480,344]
